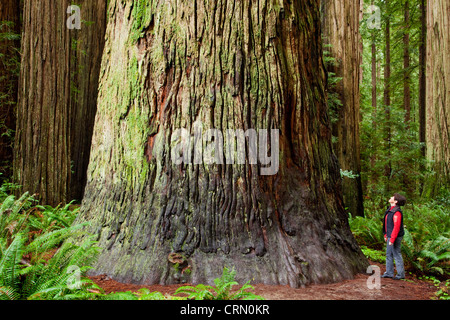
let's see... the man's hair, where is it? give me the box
[394,193,406,206]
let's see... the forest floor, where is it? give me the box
[89,261,438,300]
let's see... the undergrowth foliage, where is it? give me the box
[99,267,264,301]
[0,191,102,300]
[174,267,264,300]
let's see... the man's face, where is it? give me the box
[389,196,397,205]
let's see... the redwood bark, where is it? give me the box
[419,0,426,190]
[370,1,378,175]
[77,0,368,287]
[384,0,392,187]
[403,0,411,125]
[0,0,20,181]
[321,0,365,217]
[425,0,450,194]
[13,0,107,205]
[69,0,108,201]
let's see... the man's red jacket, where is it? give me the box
[383,206,403,243]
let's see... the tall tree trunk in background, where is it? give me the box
[384,0,392,191]
[370,1,378,179]
[371,39,377,115]
[69,1,108,201]
[0,0,20,181]
[425,0,450,196]
[14,0,72,205]
[402,0,413,194]
[359,0,364,84]
[321,0,364,217]
[418,0,426,192]
[403,0,411,125]
[76,0,368,287]
[13,0,107,205]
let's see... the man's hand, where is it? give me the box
[389,242,393,246]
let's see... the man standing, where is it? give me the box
[381,193,406,280]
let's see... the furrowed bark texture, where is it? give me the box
[383,0,393,191]
[0,0,20,180]
[78,0,368,287]
[418,0,426,191]
[403,1,411,125]
[321,0,364,217]
[13,0,107,205]
[69,0,108,201]
[425,0,450,193]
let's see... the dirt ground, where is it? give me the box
[89,261,438,300]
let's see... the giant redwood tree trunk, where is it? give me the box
[77,0,368,287]
[321,0,365,217]
[13,0,107,205]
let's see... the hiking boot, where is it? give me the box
[381,274,393,278]
[393,275,405,280]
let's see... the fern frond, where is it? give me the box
[25,222,87,258]
[101,291,139,300]
[0,233,26,296]
[0,286,20,300]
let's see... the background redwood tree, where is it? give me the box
[76,0,368,287]
[13,0,107,205]
[0,0,20,181]
[321,0,365,217]
[424,0,450,195]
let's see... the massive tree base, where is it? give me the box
[79,164,368,288]
[75,0,368,288]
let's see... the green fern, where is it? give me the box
[0,233,26,300]
[175,267,264,300]
[0,189,102,300]
[0,193,36,241]
[402,229,449,276]
[175,283,216,300]
[135,288,168,300]
[348,213,385,248]
[32,202,79,230]
[25,236,100,300]
[360,245,385,263]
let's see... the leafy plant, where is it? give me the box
[0,189,102,300]
[402,229,450,277]
[175,267,264,300]
[360,245,385,263]
[348,213,385,248]
[434,279,450,300]
[102,288,170,300]
[31,201,80,231]
[419,276,450,300]
[0,192,37,242]
[0,233,26,300]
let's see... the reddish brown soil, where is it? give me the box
[89,261,437,300]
